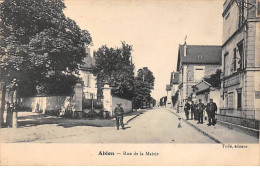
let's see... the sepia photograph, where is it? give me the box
[0,0,259,166]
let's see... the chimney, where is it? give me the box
[184,35,187,57]
[184,41,187,57]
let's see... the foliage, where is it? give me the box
[93,42,135,99]
[0,0,92,96]
[133,67,155,108]
[203,69,221,88]
[171,90,179,107]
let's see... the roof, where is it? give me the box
[193,80,220,94]
[81,51,96,69]
[177,45,222,70]
[170,72,179,85]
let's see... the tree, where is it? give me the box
[93,42,135,99]
[0,0,92,125]
[133,67,155,108]
[203,69,221,88]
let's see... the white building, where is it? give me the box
[79,46,97,99]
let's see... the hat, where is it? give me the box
[117,103,121,106]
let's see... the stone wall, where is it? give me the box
[111,96,132,116]
[20,96,70,114]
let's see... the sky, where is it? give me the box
[64,0,224,101]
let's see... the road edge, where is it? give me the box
[166,108,223,144]
[125,113,141,125]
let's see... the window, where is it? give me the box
[237,89,242,109]
[182,68,184,83]
[194,66,205,82]
[238,0,245,28]
[233,48,237,72]
[255,91,260,99]
[237,41,244,69]
[225,93,228,107]
[228,92,234,109]
[87,74,90,87]
[224,52,229,76]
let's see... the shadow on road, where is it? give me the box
[18,113,117,128]
[17,110,147,129]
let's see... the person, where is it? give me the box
[184,99,190,120]
[114,103,125,130]
[193,101,198,120]
[6,101,13,128]
[190,101,196,120]
[206,99,218,126]
[197,99,204,124]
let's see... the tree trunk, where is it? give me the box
[0,83,6,128]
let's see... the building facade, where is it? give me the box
[192,80,221,114]
[79,46,98,99]
[176,43,222,109]
[169,71,179,108]
[221,0,260,120]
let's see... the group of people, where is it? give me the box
[183,98,217,126]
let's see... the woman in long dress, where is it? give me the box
[6,102,13,128]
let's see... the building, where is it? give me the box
[176,42,222,109]
[170,71,179,97]
[169,71,179,108]
[192,79,221,114]
[220,0,260,124]
[79,45,98,99]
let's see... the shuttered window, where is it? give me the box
[194,66,205,82]
[237,89,242,109]
[228,92,234,109]
[233,48,237,72]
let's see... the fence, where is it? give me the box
[219,108,260,120]
[218,108,260,130]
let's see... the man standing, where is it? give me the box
[184,99,190,120]
[206,99,217,126]
[197,99,204,124]
[114,103,125,130]
[194,101,198,120]
[190,101,196,120]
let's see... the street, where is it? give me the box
[0,108,214,143]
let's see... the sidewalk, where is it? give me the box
[167,108,259,143]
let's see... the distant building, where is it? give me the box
[79,45,97,99]
[170,71,179,97]
[168,71,179,108]
[176,42,222,108]
[220,0,260,120]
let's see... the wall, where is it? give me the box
[222,0,241,44]
[20,96,69,114]
[209,90,221,114]
[195,89,221,114]
[112,96,132,115]
[180,64,220,103]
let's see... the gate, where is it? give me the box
[82,97,105,119]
